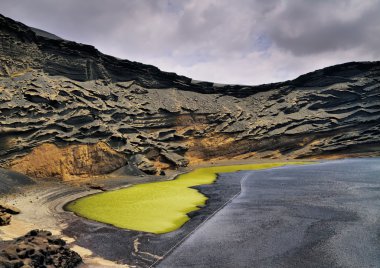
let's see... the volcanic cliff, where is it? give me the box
[0,14,379,180]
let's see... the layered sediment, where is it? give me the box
[1,14,379,180]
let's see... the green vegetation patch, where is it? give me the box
[66,162,308,234]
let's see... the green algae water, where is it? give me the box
[66,162,308,234]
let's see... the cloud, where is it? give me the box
[264,0,380,56]
[1,0,380,84]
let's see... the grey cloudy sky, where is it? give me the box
[2,0,380,85]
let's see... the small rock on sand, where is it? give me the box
[0,203,21,215]
[0,212,11,226]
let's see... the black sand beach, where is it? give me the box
[158,158,380,268]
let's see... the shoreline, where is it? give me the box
[62,161,314,267]
[0,175,166,267]
[63,161,311,234]
[0,156,372,267]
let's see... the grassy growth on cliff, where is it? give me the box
[66,162,307,234]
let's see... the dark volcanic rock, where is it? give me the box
[0,203,20,215]
[0,212,11,226]
[0,203,20,226]
[86,182,106,191]
[0,14,379,179]
[133,154,158,175]
[0,230,82,268]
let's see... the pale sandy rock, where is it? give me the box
[10,143,127,181]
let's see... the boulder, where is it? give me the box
[86,183,106,191]
[0,212,11,226]
[0,203,21,215]
[133,155,157,175]
[161,151,189,167]
[0,203,20,226]
[0,229,82,268]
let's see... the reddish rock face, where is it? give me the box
[9,142,127,181]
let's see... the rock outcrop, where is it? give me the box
[0,203,20,226]
[0,230,82,268]
[0,212,11,226]
[0,203,20,214]
[9,142,127,181]
[0,14,379,179]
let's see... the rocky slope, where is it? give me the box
[0,14,379,180]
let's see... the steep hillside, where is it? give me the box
[1,14,379,180]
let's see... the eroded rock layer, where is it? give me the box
[1,14,380,179]
[9,142,127,181]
